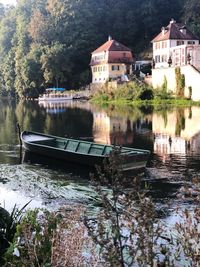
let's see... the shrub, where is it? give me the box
[153,87,173,100]
[137,86,154,100]
[4,207,98,267]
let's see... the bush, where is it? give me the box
[113,82,154,101]
[137,86,154,100]
[4,207,98,267]
[154,87,173,100]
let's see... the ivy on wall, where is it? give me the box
[175,67,185,97]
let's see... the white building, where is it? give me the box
[152,19,199,69]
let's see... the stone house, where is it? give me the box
[151,19,200,101]
[90,37,134,84]
[152,19,199,69]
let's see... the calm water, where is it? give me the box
[0,98,200,217]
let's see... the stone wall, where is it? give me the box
[152,65,200,101]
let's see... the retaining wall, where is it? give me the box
[152,65,200,101]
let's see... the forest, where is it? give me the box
[0,0,199,98]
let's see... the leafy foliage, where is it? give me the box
[0,0,187,97]
[0,202,30,266]
[175,67,185,97]
[182,0,200,37]
[93,81,154,102]
[4,207,98,267]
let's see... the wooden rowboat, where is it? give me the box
[21,131,150,171]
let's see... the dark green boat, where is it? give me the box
[21,131,150,171]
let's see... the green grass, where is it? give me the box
[90,81,200,107]
[91,96,199,107]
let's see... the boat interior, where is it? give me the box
[24,133,147,156]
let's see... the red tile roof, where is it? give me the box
[90,51,134,66]
[92,39,132,53]
[152,20,199,42]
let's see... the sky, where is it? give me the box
[0,0,16,5]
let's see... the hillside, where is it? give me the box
[0,0,198,97]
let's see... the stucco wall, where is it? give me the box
[181,65,200,101]
[91,63,129,83]
[152,67,176,93]
[152,65,200,101]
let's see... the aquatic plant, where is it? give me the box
[0,201,30,265]
[85,149,200,266]
[4,206,98,267]
[84,149,165,266]
[2,152,200,266]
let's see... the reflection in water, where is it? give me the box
[152,107,200,155]
[93,111,136,145]
[1,99,200,215]
[23,151,93,179]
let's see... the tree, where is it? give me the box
[182,0,200,37]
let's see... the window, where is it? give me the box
[155,55,160,63]
[162,42,167,49]
[177,41,184,46]
[112,65,120,71]
[161,55,167,62]
[188,41,195,45]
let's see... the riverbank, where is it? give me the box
[91,97,200,107]
[90,81,200,107]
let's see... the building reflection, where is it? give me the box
[39,100,153,146]
[93,111,153,146]
[152,107,200,154]
[93,111,135,145]
[38,101,200,154]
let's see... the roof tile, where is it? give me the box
[92,39,132,53]
[152,21,199,42]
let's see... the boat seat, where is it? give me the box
[64,140,69,149]
[88,144,103,155]
[64,140,77,151]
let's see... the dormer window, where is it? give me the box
[180,28,186,35]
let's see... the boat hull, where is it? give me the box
[21,131,150,171]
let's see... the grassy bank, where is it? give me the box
[91,81,199,107]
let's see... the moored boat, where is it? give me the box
[38,88,73,102]
[21,131,150,171]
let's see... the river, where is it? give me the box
[0,98,200,221]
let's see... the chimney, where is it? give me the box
[108,35,112,41]
[170,18,176,24]
[161,27,167,35]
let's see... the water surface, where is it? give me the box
[0,99,200,216]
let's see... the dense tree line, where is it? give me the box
[0,0,198,98]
